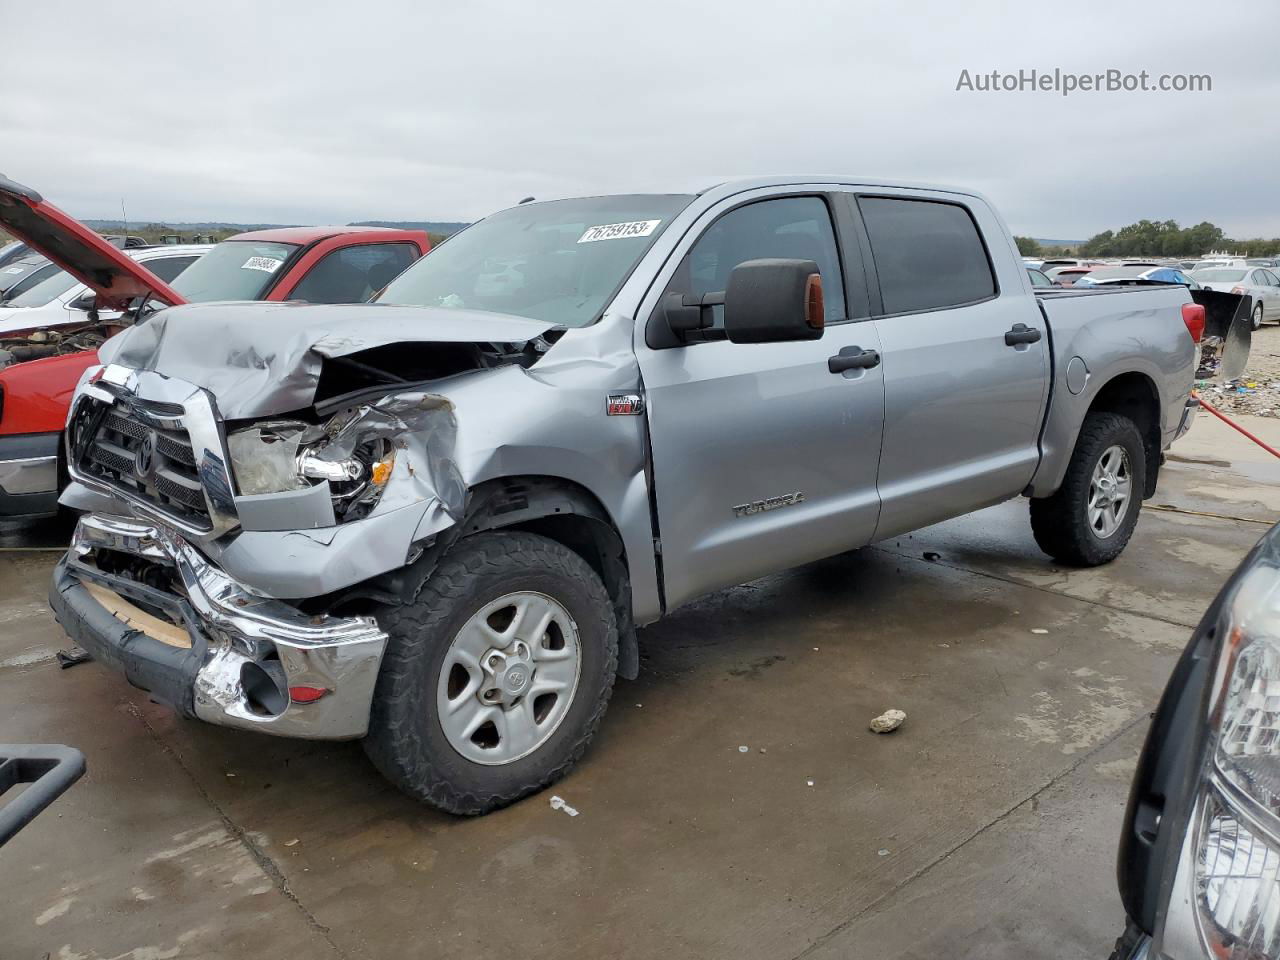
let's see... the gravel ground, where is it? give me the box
[1199,323,1280,418]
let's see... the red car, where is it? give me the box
[0,175,430,517]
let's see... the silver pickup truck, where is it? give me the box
[45,177,1206,814]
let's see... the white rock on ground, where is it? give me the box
[869,709,907,734]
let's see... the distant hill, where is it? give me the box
[350,220,470,235]
[1033,237,1086,249]
[83,218,470,237]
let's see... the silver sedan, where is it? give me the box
[1191,266,1280,328]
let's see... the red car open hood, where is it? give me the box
[0,175,185,310]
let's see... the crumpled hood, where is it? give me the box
[100,300,554,419]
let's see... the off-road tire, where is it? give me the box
[363,531,618,815]
[1029,412,1146,566]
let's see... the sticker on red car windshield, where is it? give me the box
[241,256,284,273]
[577,220,661,243]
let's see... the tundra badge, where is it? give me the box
[733,491,806,517]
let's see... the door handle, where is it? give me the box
[1004,323,1042,346]
[828,347,881,374]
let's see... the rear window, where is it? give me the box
[1193,269,1247,283]
[5,268,81,307]
[859,196,996,314]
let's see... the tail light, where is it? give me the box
[1231,286,1246,296]
[1182,302,1206,343]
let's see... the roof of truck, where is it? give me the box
[229,225,418,244]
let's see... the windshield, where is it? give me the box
[6,268,82,307]
[377,194,694,326]
[1193,269,1247,283]
[169,240,298,302]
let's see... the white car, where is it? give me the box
[0,244,211,336]
[1191,266,1280,329]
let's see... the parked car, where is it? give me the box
[1191,266,1280,328]
[1047,265,1097,286]
[1074,266,1201,290]
[0,239,31,269]
[43,175,1211,815]
[1110,521,1280,960]
[0,175,430,518]
[0,251,56,299]
[0,244,211,341]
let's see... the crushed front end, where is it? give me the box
[49,357,469,739]
[51,514,387,738]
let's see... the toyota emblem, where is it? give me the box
[134,432,157,481]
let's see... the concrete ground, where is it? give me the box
[2,410,1277,960]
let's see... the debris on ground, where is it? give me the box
[737,745,749,753]
[1197,327,1280,418]
[549,795,579,817]
[878,848,891,857]
[1031,628,1049,635]
[869,709,907,734]
[56,647,92,670]
[284,838,299,847]
[806,779,815,787]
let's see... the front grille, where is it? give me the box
[73,399,212,530]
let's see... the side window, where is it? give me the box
[1263,270,1280,287]
[289,243,418,304]
[663,196,847,329]
[859,196,996,314]
[145,256,198,284]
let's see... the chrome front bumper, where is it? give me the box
[50,514,388,740]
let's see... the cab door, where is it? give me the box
[851,192,1050,539]
[633,190,885,611]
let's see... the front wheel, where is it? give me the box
[1029,412,1146,566]
[363,531,618,815]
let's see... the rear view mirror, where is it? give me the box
[722,258,825,344]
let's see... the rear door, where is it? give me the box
[851,191,1050,540]
[1259,270,1280,320]
[634,189,885,610]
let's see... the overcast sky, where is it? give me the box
[5,0,1278,239]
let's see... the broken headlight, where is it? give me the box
[227,410,397,522]
[1192,563,1280,957]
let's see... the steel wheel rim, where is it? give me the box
[436,591,582,766]
[1087,444,1133,539]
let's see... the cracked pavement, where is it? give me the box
[2,411,1278,960]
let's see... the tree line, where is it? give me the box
[1016,220,1280,259]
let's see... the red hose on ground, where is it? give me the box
[1194,392,1280,459]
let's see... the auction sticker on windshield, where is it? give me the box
[241,256,284,273]
[577,220,661,243]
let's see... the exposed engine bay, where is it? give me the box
[0,316,127,369]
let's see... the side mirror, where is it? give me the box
[722,258,825,344]
[68,291,96,312]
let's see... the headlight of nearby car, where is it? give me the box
[1192,563,1280,956]
[227,409,398,522]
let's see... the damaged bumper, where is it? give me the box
[49,514,388,740]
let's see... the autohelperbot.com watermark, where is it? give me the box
[956,68,1212,97]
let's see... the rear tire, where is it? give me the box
[363,531,618,815]
[1029,412,1146,566]
[1253,303,1264,330]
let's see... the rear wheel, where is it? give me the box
[363,531,618,815]
[1253,303,1264,330]
[1029,412,1146,566]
